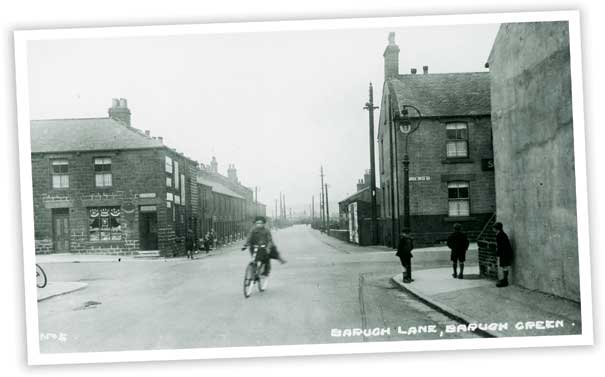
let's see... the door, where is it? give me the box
[348,202,359,244]
[139,207,158,250]
[52,208,70,253]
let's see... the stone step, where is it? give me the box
[134,250,161,258]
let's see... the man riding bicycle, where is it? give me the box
[242,216,286,276]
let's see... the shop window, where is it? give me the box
[88,207,122,241]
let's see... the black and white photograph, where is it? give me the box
[13,10,592,365]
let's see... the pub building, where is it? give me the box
[377,33,496,246]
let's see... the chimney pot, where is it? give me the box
[423,65,429,74]
[411,68,417,74]
[108,97,131,127]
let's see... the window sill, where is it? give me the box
[442,158,474,164]
[85,240,124,244]
[443,216,477,222]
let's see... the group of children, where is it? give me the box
[396,222,513,287]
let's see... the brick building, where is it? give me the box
[31,99,265,256]
[337,171,382,246]
[196,165,247,245]
[484,22,579,301]
[377,33,496,247]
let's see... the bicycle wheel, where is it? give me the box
[36,264,47,288]
[258,263,269,292]
[243,262,255,298]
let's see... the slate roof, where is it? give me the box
[30,117,164,153]
[197,175,245,200]
[387,72,490,117]
[339,186,382,205]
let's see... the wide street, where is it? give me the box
[37,225,481,353]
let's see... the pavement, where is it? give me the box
[38,282,88,302]
[391,266,582,337]
[316,232,479,263]
[35,248,227,264]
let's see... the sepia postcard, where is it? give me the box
[14,10,592,365]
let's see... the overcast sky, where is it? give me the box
[27,22,499,215]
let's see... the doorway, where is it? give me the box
[139,206,158,250]
[52,208,70,253]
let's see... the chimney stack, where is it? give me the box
[411,68,417,74]
[158,136,163,144]
[210,156,218,173]
[144,130,150,137]
[423,65,429,74]
[383,32,400,79]
[356,179,365,192]
[227,164,238,183]
[108,97,131,127]
[363,170,371,186]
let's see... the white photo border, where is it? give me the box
[14,10,593,366]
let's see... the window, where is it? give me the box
[174,161,179,189]
[448,182,470,217]
[165,156,173,173]
[94,157,112,187]
[51,160,69,189]
[166,176,172,187]
[180,174,186,205]
[446,122,469,158]
[88,207,122,241]
[380,139,385,174]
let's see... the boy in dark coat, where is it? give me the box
[447,223,470,279]
[396,231,414,283]
[493,222,513,287]
[242,216,286,276]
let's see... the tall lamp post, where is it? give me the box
[393,104,423,233]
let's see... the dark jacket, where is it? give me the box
[447,231,469,252]
[245,226,273,248]
[496,231,513,266]
[396,235,414,259]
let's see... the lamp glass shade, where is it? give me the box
[399,123,412,134]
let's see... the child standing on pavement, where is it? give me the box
[396,231,414,283]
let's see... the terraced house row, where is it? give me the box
[30,98,266,256]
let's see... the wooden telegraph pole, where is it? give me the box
[320,166,326,232]
[364,82,379,244]
[324,183,330,231]
[311,195,315,225]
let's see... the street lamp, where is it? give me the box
[393,104,423,233]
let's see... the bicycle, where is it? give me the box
[36,263,47,288]
[243,244,269,298]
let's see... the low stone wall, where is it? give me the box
[35,239,53,254]
[328,229,350,243]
